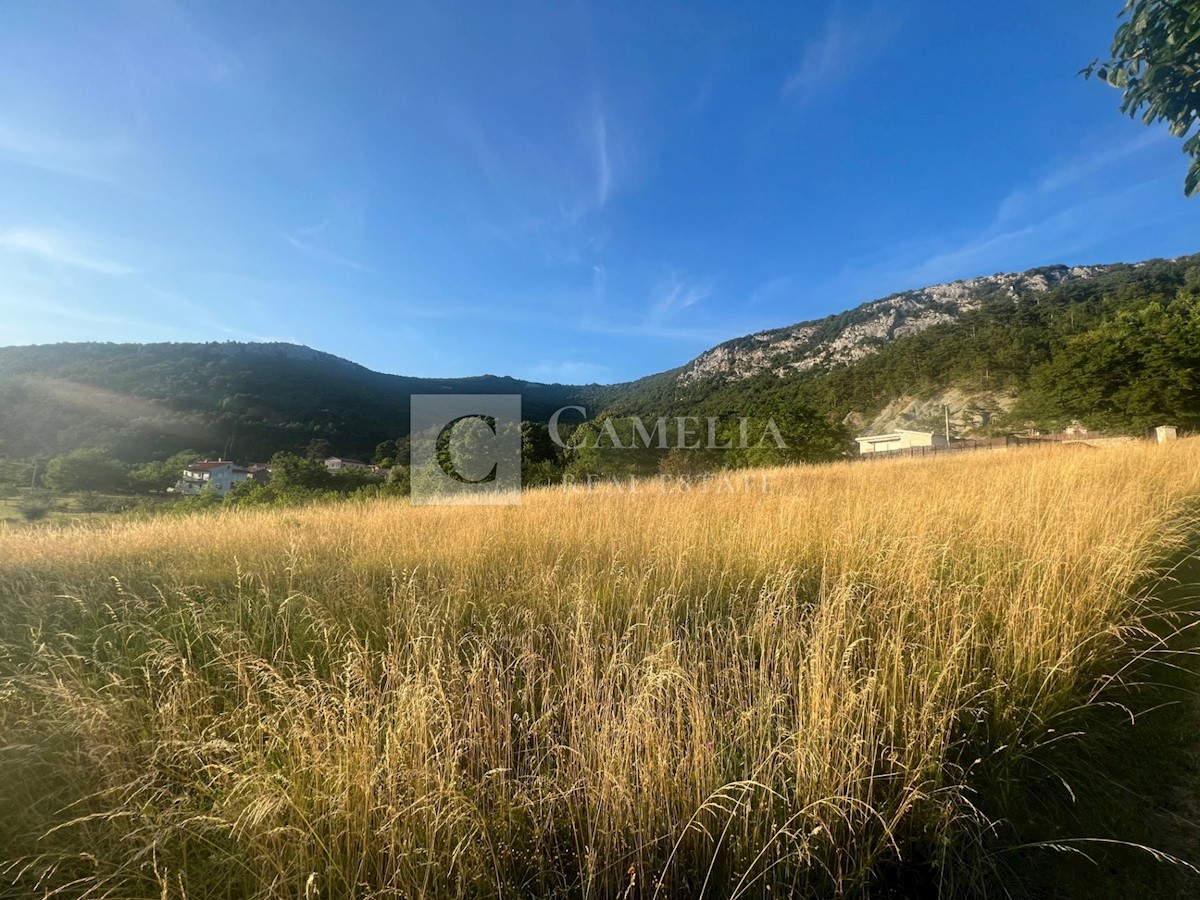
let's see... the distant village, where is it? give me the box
[165,421,1185,498]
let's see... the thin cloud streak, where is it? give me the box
[0,119,136,184]
[147,287,281,343]
[1,295,173,336]
[997,129,1171,223]
[591,105,613,209]
[283,231,374,273]
[820,130,1187,304]
[749,275,793,305]
[445,89,624,266]
[906,134,1178,284]
[647,269,714,325]
[782,3,902,101]
[0,228,137,276]
[592,264,607,296]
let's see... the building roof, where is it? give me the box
[856,429,936,442]
[326,456,368,465]
[185,460,253,474]
[185,460,232,471]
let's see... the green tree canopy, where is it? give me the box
[1023,287,1200,431]
[267,452,333,491]
[1086,0,1200,194]
[128,450,200,493]
[44,448,128,493]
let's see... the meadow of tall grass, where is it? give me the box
[1,441,1198,898]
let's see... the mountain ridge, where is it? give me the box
[0,259,1153,391]
[677,263,1124,388]
[1,252,1196,461]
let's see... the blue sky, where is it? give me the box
[0,1,1195,384]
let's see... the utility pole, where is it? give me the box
[944,405,951,444]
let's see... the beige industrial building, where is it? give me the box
[855,429,949,455]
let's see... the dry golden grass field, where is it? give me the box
[2,441,1200,898]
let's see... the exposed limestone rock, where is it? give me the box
[853,388,1019,438]
[678,264,1114,388]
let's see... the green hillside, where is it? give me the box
[0,342,612,462]
[598,254,1200,436]
[1,253,1198,470]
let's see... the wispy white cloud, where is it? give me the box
[749,275,793,305]
[908,132,1181,284]
[996,129,1170,223]
[146,287,280,342]
[782,4,902,101]
[0,228,137,276]
[295,218,333,237]
[592,264,607,296]
[0,118,136,183]
[825,129,1187,300]
[900,225,1042,285]
[647,269,714,325]
[0,0,240,187]
[591,106,613,210]
[283,223,374,273]
[446,88,627,268]
[115,0,242,89]
[0,294,176,338]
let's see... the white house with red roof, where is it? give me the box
[171,460,257,496]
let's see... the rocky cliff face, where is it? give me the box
[678,264,1114,387]
[848,387,1019,437]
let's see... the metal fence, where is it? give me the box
[852,432,1113,462]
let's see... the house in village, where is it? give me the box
[325,456,374,473]
[855,429,949,456]
[171,460,268,496]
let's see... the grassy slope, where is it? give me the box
[1002,550,1200,898]
[2,442,1200,897]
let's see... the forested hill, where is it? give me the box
[0,342,610,461]
[597,253,1200,437]
[2,252,1198,463]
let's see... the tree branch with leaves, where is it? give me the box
[1084,0,1200,195]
